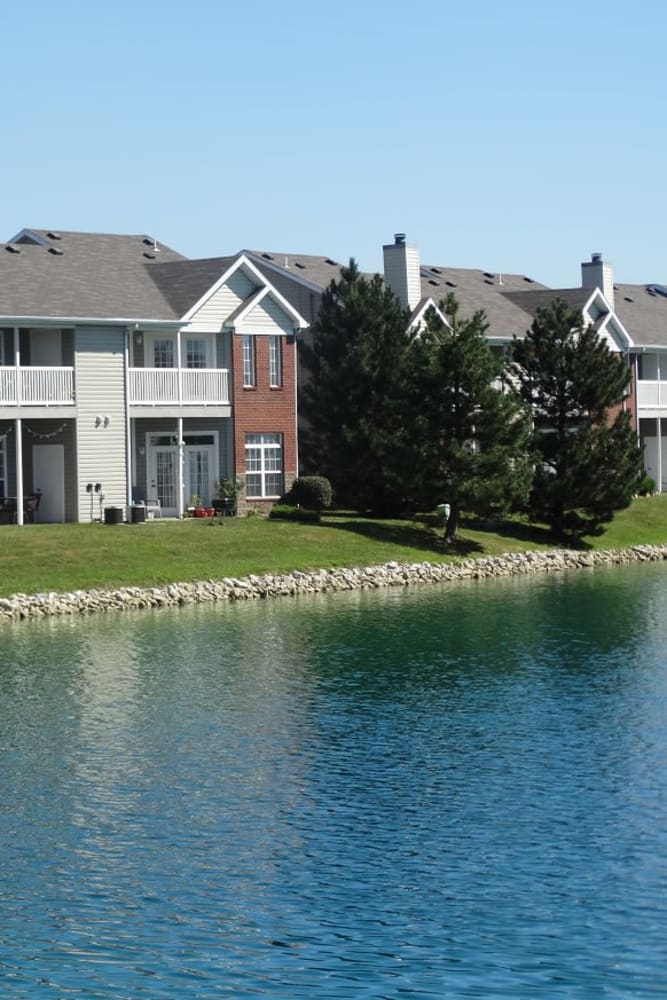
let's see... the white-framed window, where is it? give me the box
[242,335,255,387]
[269,335,282,387]
[152,337,175,368]
[185,335,215,369]
[245,433,283,498]
[186,337,208,369]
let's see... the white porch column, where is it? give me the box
[177,417,184,518]
[125,328,133,506]
[176,331,183,406]
[15,417,24,526]
[659,417,664,494]
[13,326,20,404]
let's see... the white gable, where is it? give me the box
[234,294,295,335]
[188,266,259,328]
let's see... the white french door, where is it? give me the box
[185,445,215,506]
[146,432,218,514]
[149,447,178,514]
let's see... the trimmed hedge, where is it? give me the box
[269,504,321,523]
[289,476,333,511]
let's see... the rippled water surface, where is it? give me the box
[2,563,667,998]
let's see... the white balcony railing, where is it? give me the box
[0,366,75,406]
[636,380,667,408]
[129,368,230,405]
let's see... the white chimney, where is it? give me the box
[383,233,421,312]
[581,252,615,310]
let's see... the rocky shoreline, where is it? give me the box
[1,543,667,623]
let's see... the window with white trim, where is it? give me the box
[269,335,282,387]
[242,335,255,387]
[152,338,175,368]
[186,337,208,369]
[245,433,283,498]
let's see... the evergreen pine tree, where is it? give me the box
[511,298,643,538]
[412,295,533,542]
[299,260,418,513]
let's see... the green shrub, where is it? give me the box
[269,504,321,523]
[638,474,657,496]
[289,476,333,510]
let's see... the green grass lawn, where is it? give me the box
[1,496,666,599]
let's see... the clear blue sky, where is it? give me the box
[2,0,665,287]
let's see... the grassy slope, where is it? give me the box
[0,496,666,599]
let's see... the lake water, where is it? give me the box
[1,563,667,998]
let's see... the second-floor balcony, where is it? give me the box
[129,368,230,406]
[0,366,75,406]
[637,380,667,409]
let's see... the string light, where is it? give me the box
[24,422,68,440]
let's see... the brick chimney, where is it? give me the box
[383,233,421,312]
[581,252,615,310]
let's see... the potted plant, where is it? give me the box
[213,478,242,517]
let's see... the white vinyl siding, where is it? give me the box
[241,297,293,334]
[190,269,257,327]
[75,326,128,517]
[245,433,283,498]
[269,336,282,387]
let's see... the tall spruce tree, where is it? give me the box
[511,298,643,538]
[299,260,418,513]
[412,296,533,542]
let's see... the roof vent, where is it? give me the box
[142,237,154,246]
[294,261,306,269]
[261,252,274,260]
[428,279,439,286]
[325,258,338,266]
[47,247,64,256]
[143,251,156,260]
[394,233,406,245]
[591,252,602,263]
[47,231,62,240]
[624,296,634,303]
[483,271,494,279]
[431,267,441,275]
[523,276,535,283]
[647,284,667,298]
[445,280,457,288]
[484,278,494,285]
[5,244,21,254]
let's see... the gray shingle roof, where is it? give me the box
[145,255,238,317]
[0,230,186,320]
[613,284,667,348]
[419,265,548,341]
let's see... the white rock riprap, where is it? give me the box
[1,544,666,623]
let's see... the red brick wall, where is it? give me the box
[231,332,298,511]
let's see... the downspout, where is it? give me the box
[177,416,184,518]
[14,328,23,525]
[293,327,299,480]
[124,327,133,507]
